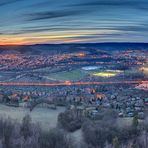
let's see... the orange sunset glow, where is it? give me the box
[0,34,94,45]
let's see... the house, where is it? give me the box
[144,98,148,105]
[0,94,4,103]
[137,112,145,119]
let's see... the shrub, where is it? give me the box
[21,114,32,139]
[82,119,119,147]
[58,109,83,132]
[39,128,75,148]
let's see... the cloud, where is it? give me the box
[0,0,19,7]
[0,26,119,35]
[114,24,148,32]
[67,33,122,39]
[26,9,88,21]
[3,24,148,35]
[69,0,148,11]
[27,0,54,8]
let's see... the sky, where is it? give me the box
[0,0,148,45]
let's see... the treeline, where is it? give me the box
[0,109,148,148]
[58,109,148,148]
[0,115,75,148]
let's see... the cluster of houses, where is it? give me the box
[46,87,148,119]
[109,94,146,119]
[0,85,147,119]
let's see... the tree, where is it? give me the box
[77,88,81,94]
[132,116,139,130]
[0,117,14,148]
[21,114,32,139]
[112,137,120,148]
[39,128,75,148]
[58,109,82,132]
[3,95,10,103]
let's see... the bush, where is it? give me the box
[39,128,75,148]
[21,114,32,139]
[58,109,83,132]
[82,119,119,147]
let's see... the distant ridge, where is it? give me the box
[0,43,148,55]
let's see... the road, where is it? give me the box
[0,80,147,87]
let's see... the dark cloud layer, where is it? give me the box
[26,9,88,21]
[28,0,55,8]
[70,0,148,10]
[0,0,19,6]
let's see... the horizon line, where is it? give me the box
[1,42,148,46]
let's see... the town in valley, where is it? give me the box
[0,43,147,120]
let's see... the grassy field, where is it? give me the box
[46,69,88,81]
[93,71,118,77]
[85,70,123,78]
[117,117,133,128]
[46,69,123,81]
[0,104,65,130]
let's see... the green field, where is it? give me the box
[46,69,88,81]
[43,67,125,81]
[84,69,123,78]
